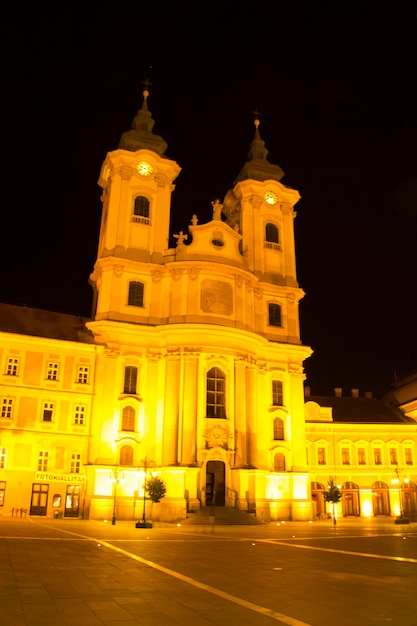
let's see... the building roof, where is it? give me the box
[306,394,414,424]
[0,303,94,344]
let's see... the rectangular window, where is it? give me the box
[405,448,413,465]
[358,448,366,465]
[42,402,54,422]
[47,362,59,381]
[374,448,382,465]
[6,357,19,376]
[0,481,5,506]
[70,453,81,474]
[77,366,89,384]
[268,303,282,327]
[123,366,138,394]
[74,405,86,425]
[317,447,326,465]
[38,451,49,471]
[342,448,350,465]
[272,380,283,406]
[128,281,144,307]
[1,398,13,419]
[0,448,7,469]
[389,448,398,465]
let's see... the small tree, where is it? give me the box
[146,476,167,520]
[324,477,342,525]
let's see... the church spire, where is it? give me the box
[234,110,284,184]
[118,81,168,155]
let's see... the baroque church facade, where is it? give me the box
[1,91,416,522]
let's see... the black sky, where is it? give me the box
[1,2,416,398]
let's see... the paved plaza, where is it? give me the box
[0,516,416,626]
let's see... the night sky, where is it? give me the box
[1,2,416,398]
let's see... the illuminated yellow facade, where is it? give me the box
[1,92,416,522]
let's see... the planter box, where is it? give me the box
[135,521,153,528]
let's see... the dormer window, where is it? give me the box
[133,196,150,224]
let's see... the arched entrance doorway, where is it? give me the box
[372,481,390,516]
[342,482,360,517]
[311,482,326,519]
[205,461,225,506]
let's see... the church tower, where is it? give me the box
[86,90,313,523]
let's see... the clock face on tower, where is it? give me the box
[264,190,278,206]
[137,161,153,176]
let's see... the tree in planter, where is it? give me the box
[324,477,342,525]
[146,476,167,520]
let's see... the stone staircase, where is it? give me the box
[181,506,265,526]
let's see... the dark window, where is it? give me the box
[358,448,366,465]
[268,303,282,327]
[120,445,134,466]
[265,223,279,244]
[123,366,138,394]
[122,406,135,432]
[273,418,284,440]
[272,380,283,406]
[133,196,150,221]
[42,403,53,422]
[128,281,144,307]
[206,367,226,418]
[274,453,286,472]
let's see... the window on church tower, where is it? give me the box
[120,445,134,466]
[274,452,286,472]
[272,380,283,406]
[273,417,284,440]
[128,281,144,307]
[133,196,150,223]
[268,303,282,327]
[122,406,135,432]
[265,223,279,249]
[206,367,226,418]
[123,366,138,394]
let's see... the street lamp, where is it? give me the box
[136,456,155,528]
[109,467,124,525]
[392,467,409,523]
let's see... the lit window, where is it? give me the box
[1,398,13,419]
[122,406,135,432]
[268,303,282,327]
[70,453,81,474]
[273,418,284,440]
[272,380,283,406]
[47,362,59,381]
[133,196,150,223]
[42,402,54,422]
[77,366,89,384]
[0,481,5,506]
[318,447,326,465]
[389,448,398,465]
[74,405,86,425]
[374,448,382,465]
[0,448,7,469]
[405,448,413,465]
[123,366,138,394]
[358,448,366,465]
[274,453,286,472]
[342,448,350,465]
[6,357,19,376]
[120,445,134,466]
[38,451,49,471]
[128,281,144,307]
[206,367,226,418]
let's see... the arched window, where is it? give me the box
[122,406,135,432]
[206,367,226,418]
[128,281,144,307]
[268,303,282,327]
[265,223,279,244]
[123,366,138,394]
[133,196,150,222]
[273,418,284,440]
[120,445,134,466]
[274,453,286,472]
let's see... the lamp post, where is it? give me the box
[392,467,409,522]
[110,466,124,525]
[136,456,154,528]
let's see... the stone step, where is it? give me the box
[181,506,264,525]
